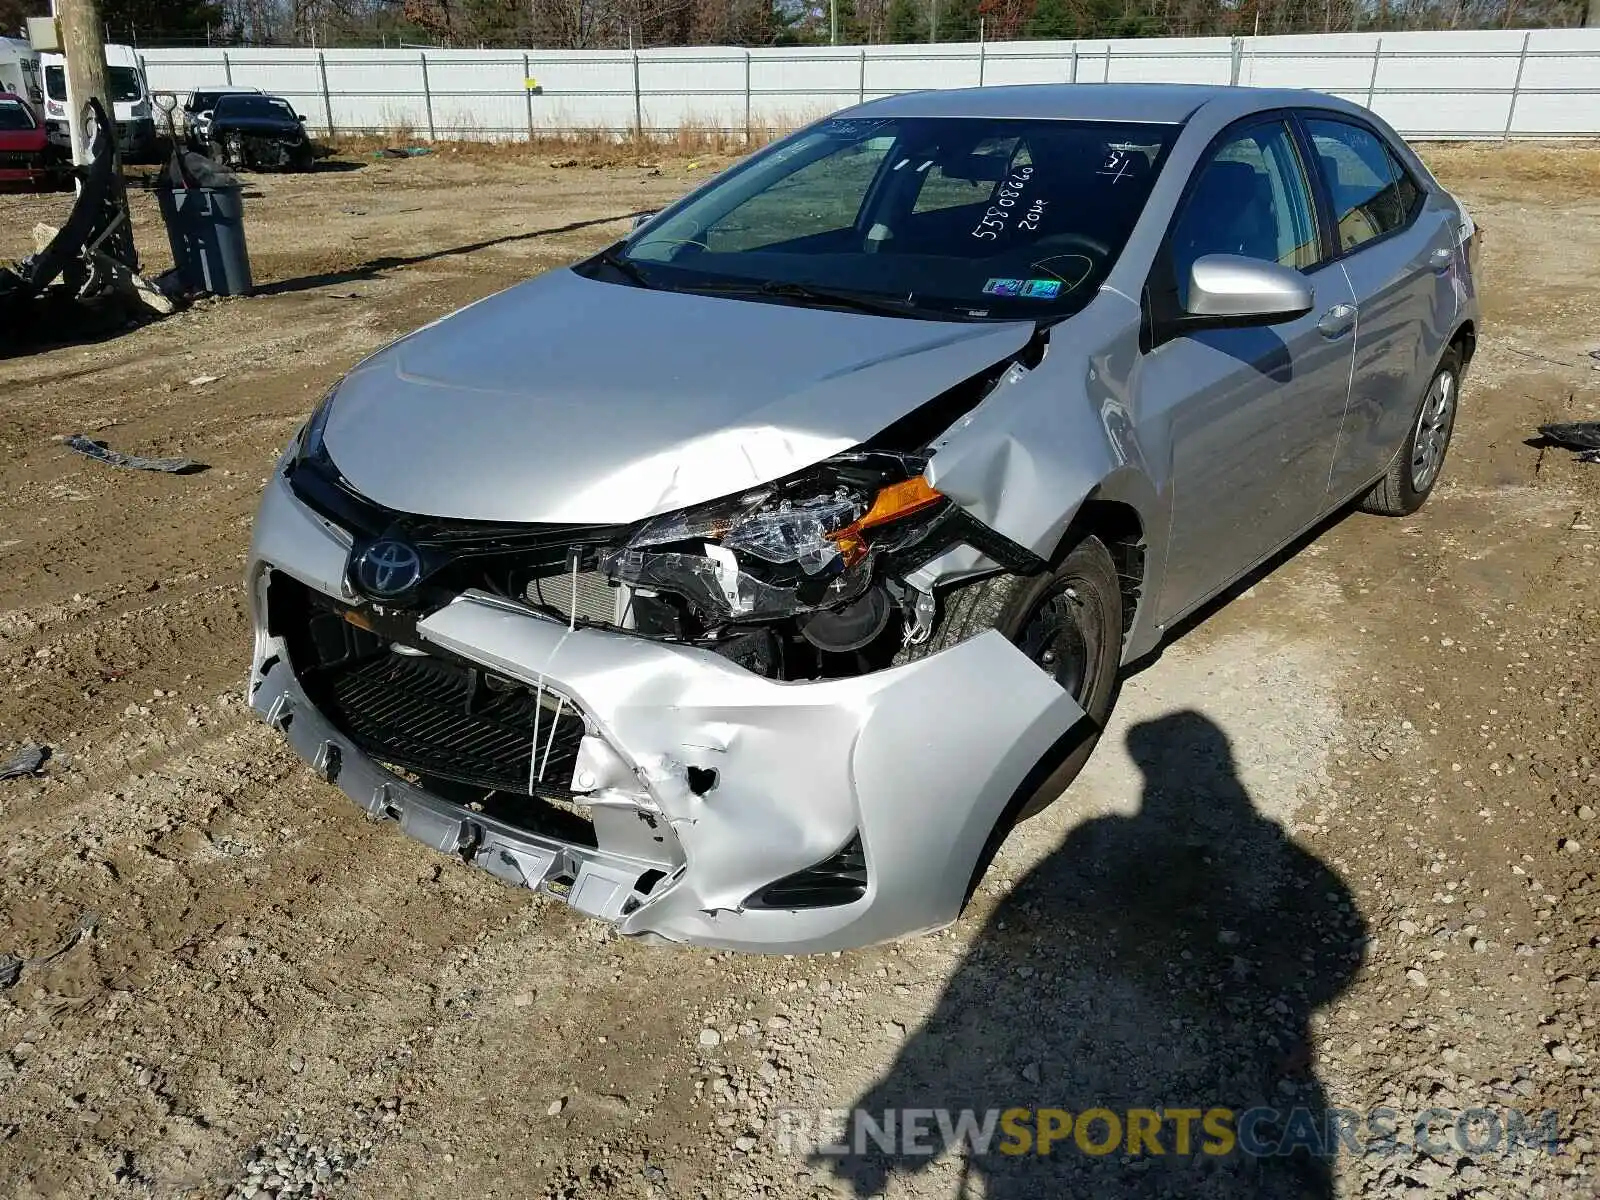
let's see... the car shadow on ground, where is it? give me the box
[818,710,1367,1199]
[252,210,655,297]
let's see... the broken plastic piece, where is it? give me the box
[66,434,207,475]
[0,743,47,779]
[1539,422,1600,452]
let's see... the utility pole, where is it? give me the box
[929,0,937,42]
[831,0,838,45]
[55,0,111,167]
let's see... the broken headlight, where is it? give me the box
[599,459,947,627]
[628,486,862,576]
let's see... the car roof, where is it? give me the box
[850,82,1366,125]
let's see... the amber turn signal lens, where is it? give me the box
[856,476,944,531]
[827,477,945,566]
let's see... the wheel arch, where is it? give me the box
[1043,463,1167,662]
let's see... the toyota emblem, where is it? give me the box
[353,539,423,599]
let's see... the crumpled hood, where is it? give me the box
[321,268,1035,524]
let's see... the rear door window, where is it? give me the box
[1302,117,1423,253]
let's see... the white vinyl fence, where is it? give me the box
[137,27,1600,142]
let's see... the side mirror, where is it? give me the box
[1185,254,1313,325]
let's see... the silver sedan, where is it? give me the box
[247,83,1479,951]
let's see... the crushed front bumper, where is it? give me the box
[247,471,1084,952]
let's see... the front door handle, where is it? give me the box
[1317,303,1357,339]
[1428,246,1454,272]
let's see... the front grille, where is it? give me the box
[320,651,586,797]
[269,572,587,798]
[285,452,629,621]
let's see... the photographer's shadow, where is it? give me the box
[824,710,1367,1198]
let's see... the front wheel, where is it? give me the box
[898,533,1124,820]
[1360,347,1461,517]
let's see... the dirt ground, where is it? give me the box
[0,140,1596,1200]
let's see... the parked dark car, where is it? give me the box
[182,85,264,148]
[0,93,49,189]
[201,93,313,171]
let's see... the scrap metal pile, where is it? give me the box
[0,97,167,327]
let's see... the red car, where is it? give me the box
[0,93,49,188]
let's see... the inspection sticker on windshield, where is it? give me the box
[1022,279,1062,299]
[982,278,1024,297]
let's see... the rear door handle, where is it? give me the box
[1317,303,1357,339]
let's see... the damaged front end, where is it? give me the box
[211,127,311,172]
[247,330,1093,952]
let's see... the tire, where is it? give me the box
[1359,346,1462,517]
[898,533,1124,822]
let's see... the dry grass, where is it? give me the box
[321,110,819,168]
[1417,140,1600,196]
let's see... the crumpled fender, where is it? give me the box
[918,293,1169,658]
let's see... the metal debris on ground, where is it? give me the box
[375,147,433,158]
[66,434,208,474]
[0,912,98,989]
[0,743,47,779]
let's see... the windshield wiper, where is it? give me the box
[593,244,654,289]
[690,279,920,318]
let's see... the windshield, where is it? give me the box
[611,116,1175,320]
[215,95,295,120]
[108,67,142,102]
[0,99,36,131]
[45,66,142,103]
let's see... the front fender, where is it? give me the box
[921,294,1168,660]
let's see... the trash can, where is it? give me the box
[154,184,253,297]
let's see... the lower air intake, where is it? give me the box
[746,835,868,910]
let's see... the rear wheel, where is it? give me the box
[1360,347,1461,516]
[898,533,1124,821]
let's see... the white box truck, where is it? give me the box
[0,36,45,112]
[40,43,156,160]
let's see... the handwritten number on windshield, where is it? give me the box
[971,164,1034,241]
